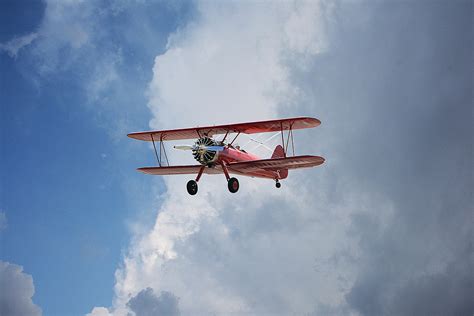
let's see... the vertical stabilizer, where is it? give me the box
[271,145,288,179]
[271,144,286,159]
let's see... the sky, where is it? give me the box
[0,1,472,316]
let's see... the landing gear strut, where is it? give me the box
[275,180,281,188]
[220,161,239,193]
[187,165,205,195]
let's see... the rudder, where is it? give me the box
[271,145,286,159]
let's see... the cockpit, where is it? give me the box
[227,143,247,153]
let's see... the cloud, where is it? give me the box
[290,1,474,315]
[0,33,38,58]
[111,1,361,315]
[17,0,96,75]
[110,1,473,315]
[0,0,118,96]
[85,307,113,316]
[9,0,464,314]
[4,0,192,145]
[0,261,42,316]
[126,288,180,316]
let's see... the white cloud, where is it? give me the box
[0,261,42,316]
[0,33,38,58]
[86,50,123,103]
[29,0,96,75]
[108,1,385,314]
[85,306,113,316]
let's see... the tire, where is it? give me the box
[275,182,281,188]
[187,180,198,195]
[228,177,239,193]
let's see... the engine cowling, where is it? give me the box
[193,137,219,165]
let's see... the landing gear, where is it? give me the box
[275,180,281,188]
[187,162,240,194]
[228,177,239,193]
[220,161,239,193]
[187,180,198,195]
[187,165,205,195]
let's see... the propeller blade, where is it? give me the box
[173,145,194,150]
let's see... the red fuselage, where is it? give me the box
[214,146,287,180]
[217,147,260,163]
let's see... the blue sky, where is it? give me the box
[1,1,473,316]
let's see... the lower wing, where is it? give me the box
[138,165,221,175]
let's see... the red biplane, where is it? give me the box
[128,117,325,195]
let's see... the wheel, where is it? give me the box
[227,177,239,193]
[275,181,281,188]
[187,180,198,195]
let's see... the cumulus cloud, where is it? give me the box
[126,288,180,316]
[58,0,471,315]
[111,1,362,315]
[292,1,473,315]
[0,261,42,316]
[85,306,113,316]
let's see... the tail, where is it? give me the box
[271,145,288,179]
[271,144,286,159]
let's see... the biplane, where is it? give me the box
[128,117,325,195]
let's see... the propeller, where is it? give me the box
[174,137,224,165]
[173,145,224,151]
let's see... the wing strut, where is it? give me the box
[229,132,241,145]
[160,140,170,166]
[285,122,295,156]
[150,134,161,166]
[290,128,295,157]
[221,130,229,143]
[280,122,286,157]
[150,134,169,166]
[280,122,296,157]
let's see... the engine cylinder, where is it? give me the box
[193,137,219,165]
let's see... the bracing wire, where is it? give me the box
[245,132,282,152]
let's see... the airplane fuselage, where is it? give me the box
[217,146,260,164]
[212,146,287,180]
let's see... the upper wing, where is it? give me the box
[137,165,222,175]
[228,155,325,173]
[128,117,320,141]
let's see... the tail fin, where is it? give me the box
[271,145,286,159]
[271,145,288,179]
